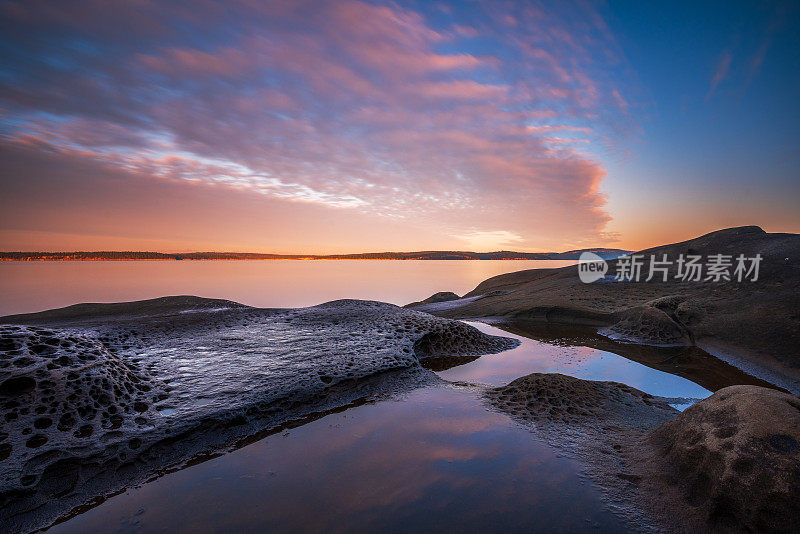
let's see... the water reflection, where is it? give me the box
[26,320,783,533]
[48,387,630,533]
[433,322,711,402]
[21,316,784,533]
[495,321,782,393]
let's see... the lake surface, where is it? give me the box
[0,260,574,316]
[0,260,775,533]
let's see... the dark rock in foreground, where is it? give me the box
[487,374,800,533]
[0,296,518,533]
[640,385,800,533]
[486,372,677,435]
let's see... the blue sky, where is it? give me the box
[602,0,799,243]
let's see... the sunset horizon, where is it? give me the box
[0,223,789,255]
[1,2,799,533]
[2,1,798,254]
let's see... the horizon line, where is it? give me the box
[0,248,631,261]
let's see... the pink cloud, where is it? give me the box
[413,80,509,100]
[0,0,638,250]
[706,50,733,100]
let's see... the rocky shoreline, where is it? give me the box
[0,297,518,532]
[485,375,800,533]
[406,226,800,393]
[1,226,798,533]
[405,226,800,532]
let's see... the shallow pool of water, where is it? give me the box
[47,386,631,534]
[447,322,712,402]
[45,316,773,533]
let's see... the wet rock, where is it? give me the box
[413,321,517,359]
[37,459,81,498]
[0,324,165,490]
[486,372,677,434]
[0,296,517,532]
[0,376,36,396]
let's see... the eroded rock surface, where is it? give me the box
[0,296,517,532]
[600,305,691,346]
[0,325,166,477]
[486,373,677,430]
[487,373,800,533]
[639,385,800,533]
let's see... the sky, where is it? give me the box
[0,0,798,253]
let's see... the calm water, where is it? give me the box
[0,260,769,532]
[0,260,574,316]
[44,321,717,534]
[456,322,711,402]
[48,387,629,534]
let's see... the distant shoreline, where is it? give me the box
[0,248,629,262]
[0,258,572,262]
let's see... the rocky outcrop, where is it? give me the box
[639,385,800,533]
[404,291,460,309]
[486,372,677,433]
[0,325,168,468]
[408,226,800,389]
[601,305,691,345]
[0,296,518,532]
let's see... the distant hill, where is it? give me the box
[0,248,630,261]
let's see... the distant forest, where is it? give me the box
[0,249,629,261]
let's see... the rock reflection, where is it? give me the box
[495,321,783,393]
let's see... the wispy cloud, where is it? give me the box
[452,230,524,251]
[706,50,733,101]
[0,0,638,249]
